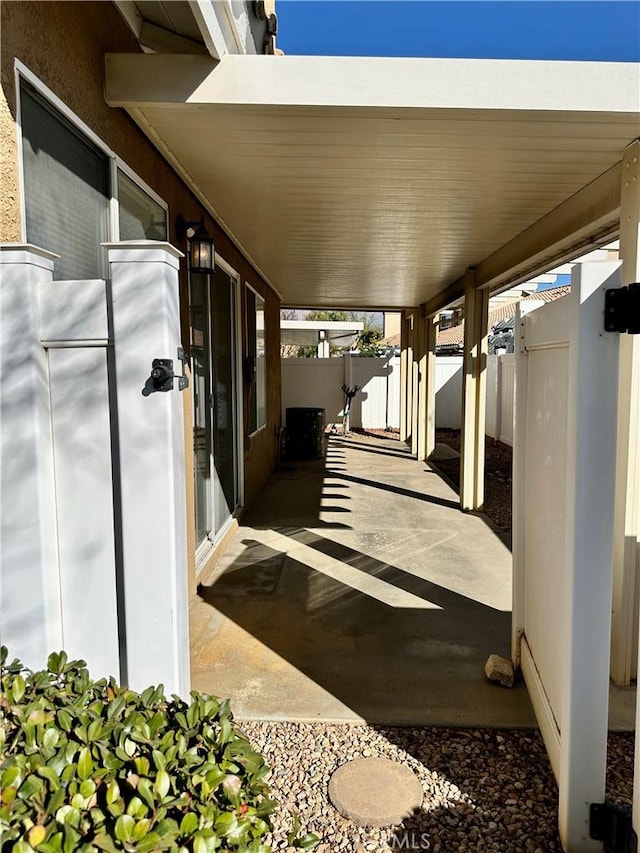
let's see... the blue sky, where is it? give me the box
[277,1,640,61]
[538,273,571,290]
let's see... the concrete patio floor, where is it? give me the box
[190,433,635,729]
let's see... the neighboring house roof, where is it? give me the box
[436,285,571,350]
[378,285,571,351]
[378,332,401,348]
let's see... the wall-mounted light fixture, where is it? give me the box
[176,214,215,274]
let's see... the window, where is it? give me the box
[21,81,110,280]
[118,170,167,241]
[19,71,167,280]
[246,286,266,433]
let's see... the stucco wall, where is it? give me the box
[0,80,20,242]
[1,1,281,579]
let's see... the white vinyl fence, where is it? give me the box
[486,354,515,446]
[282,352,516,441]
[281,354,401,430]
[0,242,190,697]
[434,356,462,429]
[435,354,515,442]
[512,262,623,850]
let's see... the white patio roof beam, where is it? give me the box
[105,54,639,111]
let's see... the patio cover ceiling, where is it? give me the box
[105,54,640,310]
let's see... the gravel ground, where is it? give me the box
[258,429,634,852]
[241,721,633,853]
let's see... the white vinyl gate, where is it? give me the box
[0,242,190,697]
[512,261,627,852]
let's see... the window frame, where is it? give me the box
[116,167,169,242]
[15,59,168,249]
[245,282,267,436]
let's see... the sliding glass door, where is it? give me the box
[191,264,240,550]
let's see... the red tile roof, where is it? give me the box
[378,286,571,350]
[436,285,570,348]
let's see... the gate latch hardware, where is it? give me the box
[149,348,189,393]
[604,283,640,334]
[590,801,637,852]
[150,358,174,392]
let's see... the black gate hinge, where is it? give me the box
[604,283,640,334]
[590,801,637,852]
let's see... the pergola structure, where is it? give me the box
[106,47,639,668]
[106,65,638,538]
[15,40,640,853]
[280,319,364,356]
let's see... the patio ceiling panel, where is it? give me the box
[106,54,640,309]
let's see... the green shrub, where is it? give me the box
[0,648,275,853]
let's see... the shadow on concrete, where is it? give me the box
[191,434,534,727]
[196,536,521,725]
[274,527,495,609]
[327,469,460,511]
[336,438,417,460]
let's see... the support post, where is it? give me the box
[106,242,190,698]
[317,331,330,358]
[424,314,437,460]
[406,314,414,447]
[416,308,427,461]
[417,309,437,461]
[411,311,422,457]
[399,312,411,443]
[612,139,640,689]
[460,270,489,510]
[0,245,61,668]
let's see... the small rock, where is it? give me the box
[484,654,515,687]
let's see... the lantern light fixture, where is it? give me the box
[176,214,215,274]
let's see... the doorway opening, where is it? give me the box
[190,262,242,557]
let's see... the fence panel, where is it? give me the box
[279,351,516,440]
[40,278,120,679]
[498,355,515,446]
[387,356,401,429]
[521,306,571,748]
[48,345,119,678]
[1,243,190,696]
[349,355,398,428]
[486,354,498,438]
[281,358,346,424]
[435,356,463,429]
[513,261,622,850]
[281,355,402,429]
